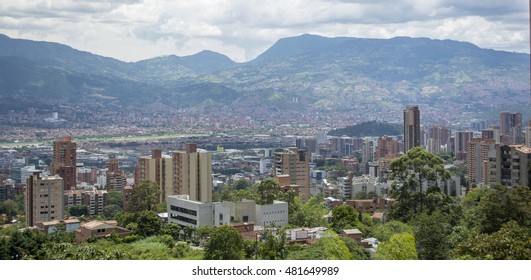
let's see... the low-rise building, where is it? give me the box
[75,220,130,244]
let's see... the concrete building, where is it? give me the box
[172,143,213,203]
[338,176,352,199]
[135,149,174,202]
[50,136,77,191]
[467,138,496,186]
[167,195,288,228]
[500,111,523,144]
[375,136,400,159]
[455,131,474,162]
[25,172,64,227]
[274,148,310,201]
[106,158,126,191]
[488,144,531,188]
[63,188,107,215]
[427,126,451,154]
[403,105,420,152]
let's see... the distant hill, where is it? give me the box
[328,121,402,137]
[0,33,528,115]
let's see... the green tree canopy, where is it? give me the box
[0,199,18,221]
[374,233,418,260]
[106,190,123,209]
[135,211,162,237]
[452,220,531,260]
[203,225,245,260]
[257,178,282,205]
[289,195,329,227]
[234,178,251,190]
[129,180,161,213]
[286,231,352,260]
[372,220,414,242]
[330,205,359,233]
[388,147,451,222]
[412,211,453,260]
[68,205,89,217]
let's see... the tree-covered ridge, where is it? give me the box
[328,121,402,137]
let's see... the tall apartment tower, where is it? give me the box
[106,158,126,191]
[172,144,212,203]
[499,111,523,144]
[467,138,496,185]
[455,131,474,161]
[135,149,174,202]
[274,148,310,201]
[50,136,77,190]
[25,172,64,227]
[403,105,420,152]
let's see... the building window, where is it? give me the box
[243,216,249,223]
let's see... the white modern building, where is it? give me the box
[167,195,288,228]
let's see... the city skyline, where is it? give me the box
[0,1,528,62]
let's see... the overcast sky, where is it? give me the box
[0,0,528,62]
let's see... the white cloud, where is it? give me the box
[0,0,528,62]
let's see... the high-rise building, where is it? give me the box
[481,129,495,141]
[296,137,317,159]
[488,144,531,188]
[172,144,212,203]
[403,105,420,152]
[50,136,77,190]
[455,131,473,161]
[106,158,126,191]
[375,136,399,159]
[467,138,496,185]
[135,149,174,202]
[274,148,310,201]
[499,111,523,144]
[427,126,451,154]
[25,172,64,227]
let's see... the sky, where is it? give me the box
[0,0,529,62]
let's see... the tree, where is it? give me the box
[135,211,162,237]
[68,205,89,217]
[287,231,352,260]
[129,180,161,213]
[373,233,418,260]
[330,205,358,233]
[453,220,531,260]
[258,228,286,260]
[102,204,121,219]
[289,195,329,227]
[194,225,214,245]
[388,147,451,221]
[257,178,281,205]
[233,178,251,190]
[106,190,123,209]
[204,225,245,260]
[339,236,371,260]
[162,223,181,241]
[0,199,18,222]
[372,220,414,242]
[412,211,452,260]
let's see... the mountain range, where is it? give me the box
[0,33,529,117]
